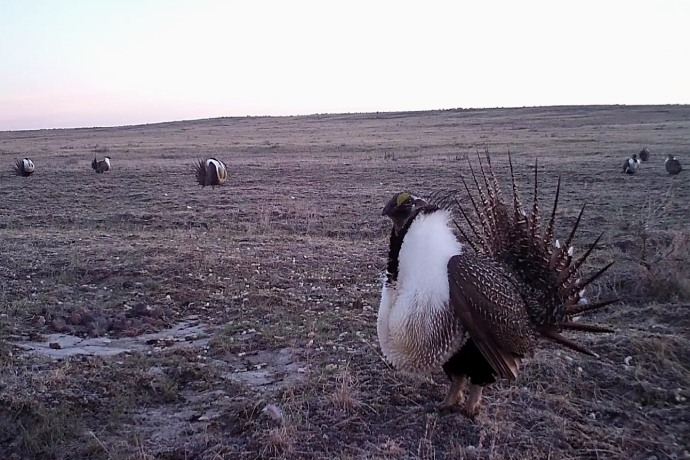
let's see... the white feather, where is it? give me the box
[378,210,465,373]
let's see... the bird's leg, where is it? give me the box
[464,384,484,418]
[441,374,467,408]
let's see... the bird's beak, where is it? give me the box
[381,200,396,217]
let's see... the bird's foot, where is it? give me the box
[462,403,480,421]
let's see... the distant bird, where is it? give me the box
[638,147,650,162]
[378,154,617,417]
[91,156,111,173]
[623,154,640,174]
[13,158,35,177]
[665,154,682,175]
[194,158,228,187]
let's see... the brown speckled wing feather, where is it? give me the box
[447,252,533,380]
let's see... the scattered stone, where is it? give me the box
[262,403,284,422]
[111,314,128,332]
[68,308,86,325]
[131,302,150,317]
[31,315,46,327]
[51,317,69,333]
[49,342,62,349]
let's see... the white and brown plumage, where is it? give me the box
[378,154,617,417]
[638,147,650,162]
[194,158,228,187]
[13,158,35,177]
[623,154,640,174]
[665,154,682,175]
[91,156,111,173]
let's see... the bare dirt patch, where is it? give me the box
[1,106,689,459]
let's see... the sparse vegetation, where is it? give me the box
[1,106,689,458]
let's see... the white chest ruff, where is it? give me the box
[377,211,466,373]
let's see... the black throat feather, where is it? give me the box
[385,204,439,284]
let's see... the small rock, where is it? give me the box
[110,314,128,332]
[49,342,62,350]
[31,315,46,327]
[28,331,45,341]
[51,317,69,333]
[131,302,150,317]
[262,403,283,422]
[149,307,165,319]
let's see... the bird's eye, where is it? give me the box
[396,192,411,206]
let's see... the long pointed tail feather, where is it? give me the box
[542,176,561,252]
[557,232,604,285]
[557,322,615,333]
[528,159,539,240]
[563,261,615,299]
[565,298,619,316]
[539,325,599,357]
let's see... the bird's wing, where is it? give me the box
[447,252,532,380]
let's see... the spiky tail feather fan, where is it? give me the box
[13,159,24,176]
[193,159,208,186]
[444,151,618,357]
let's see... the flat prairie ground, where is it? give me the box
[0,105,689,460]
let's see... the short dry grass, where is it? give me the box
[0,105,689,459]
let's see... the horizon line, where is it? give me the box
[2,103,688,134]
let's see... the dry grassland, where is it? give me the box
[0,105,688,459]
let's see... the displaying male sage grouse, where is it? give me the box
[194,158,228,187]
[378,154,617,417]
[622,154,640,174]
[13,158,35,177]
[91,156,111,173]
[665,154,682,175]
[638,147,650,162]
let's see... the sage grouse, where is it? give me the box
[378,154,617,417]
[92,156,111,173]
[622,154,640,174]
[13,158,35,177]
[194,158,228,187]
[665,154,682,175]
[638,147,650,162]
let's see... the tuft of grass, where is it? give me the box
[330,366,360,411]
[262,424,296,458]
[1,399,89,458]
[638,229,690,302]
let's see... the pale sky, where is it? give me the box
[1,0,689,131]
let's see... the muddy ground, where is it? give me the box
[0,105,689,459]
